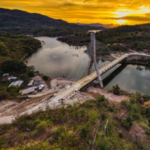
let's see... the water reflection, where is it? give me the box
[104,64,150,95]
[26,37,90,80]
[26,37,150,95]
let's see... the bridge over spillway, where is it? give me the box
[24,52,150,112]
[1,53,150,124]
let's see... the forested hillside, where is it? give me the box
[0,34,41,100]
[58,23,150,54]
[0,33,41,63]
[96,24,150,54]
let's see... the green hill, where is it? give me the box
[96,24,150,53]
[0,33,41,63]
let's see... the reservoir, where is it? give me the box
[26,37,92,80]
[26,37,150,95]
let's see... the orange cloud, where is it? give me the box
[1,0,150,25]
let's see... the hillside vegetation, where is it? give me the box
[58,24,150,55]
[96,24,150,55]
[0,34,41,100]
[0,94,150,149]
[0,33,41,63]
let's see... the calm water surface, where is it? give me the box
[26,37,91,80]
[103,64,150,95]
[26,37,150,95]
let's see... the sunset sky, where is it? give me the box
[1,0,150,25]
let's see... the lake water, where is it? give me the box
[26,37,150,95]
[26,37,92,80]
[103,64,150,95]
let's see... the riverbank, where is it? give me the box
[0,76,131,124]
[99,52,150,67]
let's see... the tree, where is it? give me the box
[42,75,49,81]
[1,60,26,73]
[112,84,120,95]
[80,122,91,140]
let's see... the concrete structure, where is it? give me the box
[28,80,34,86]
[39,84,45,90]
[20,86,38,95]
[8,80,24,87]
[3,73,9,77]
[45,53,150,106]
[91,32,103,88]
[1,53,150,124]
[22,53,150,112]
[8,76,17,80]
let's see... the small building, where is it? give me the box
[3,73,9,77]
[8,80,24,87]
[27,80,34,86]
[8,76,17,80]
[20,86,38,95]
[39,84,45,90]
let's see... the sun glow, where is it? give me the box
[117,19,126,24]
[114,11,131,17]
[1,1,150,25]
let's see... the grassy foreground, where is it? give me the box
[0,94,150,150]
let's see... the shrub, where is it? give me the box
[36,121,48,134]
[42,75,49,81]
[0,90,8,100]
[112,84,120,95]
[121,100,128,107]
[97,95,107,107]
[0,60,26,73]
[143,95,150,102]
[80,122,91,140]
[53,127,64,140]
[83,100,95,108]
[14,115,34,131]
[101,139,113,150]
[108,106,114,112]
[98,95,105,102]
[27,70,35,77]
[101,112,108,121]
[119,131,123,138]
[0,138,4,149]
[135,92,143,104]
[145,108,150,118]
[130,97,135,104]
[121,116,133,130]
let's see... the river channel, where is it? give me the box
[26,37,150,95]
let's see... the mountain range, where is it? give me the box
[0,8,105,36]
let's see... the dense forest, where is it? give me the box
[0,93,150,149]
[0,8,103,36]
